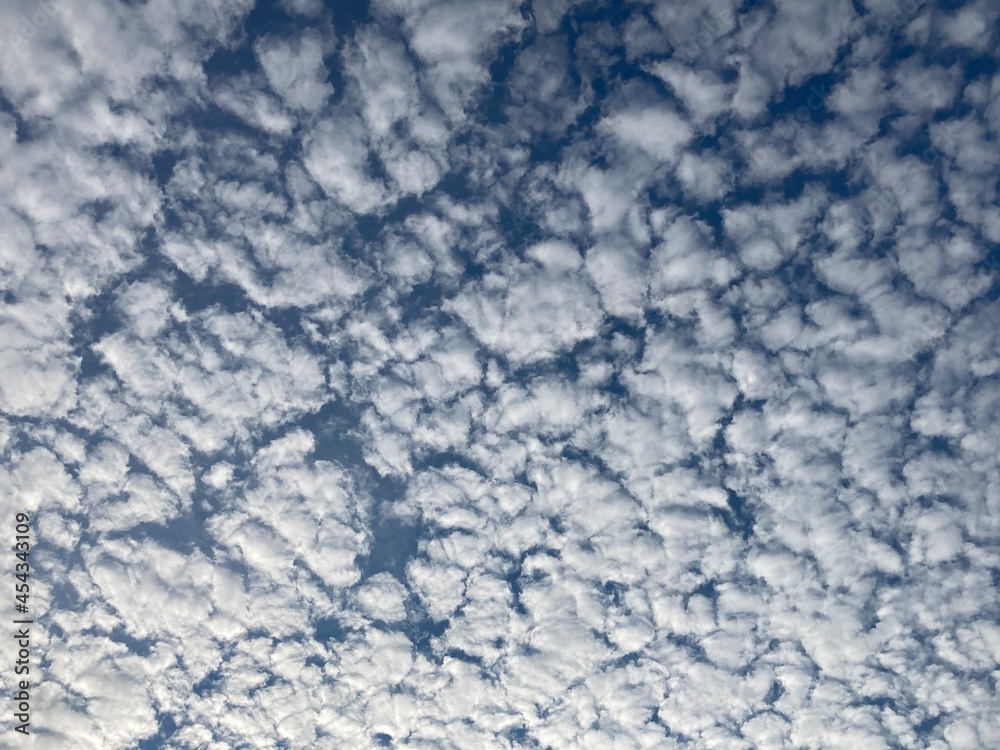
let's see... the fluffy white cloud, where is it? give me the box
[303,114,388,213]
[255,31,334,112]
[448,241,603,365]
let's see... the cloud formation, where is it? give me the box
[1,0,998,747]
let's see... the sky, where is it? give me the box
[0,0,998,747]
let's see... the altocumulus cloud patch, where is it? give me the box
[0,0,999,747]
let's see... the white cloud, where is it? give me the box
[355,572,409,622]
[600,104,693,162]
[447,244,603,365]
[255,31,334,112]
[303,114,388,213]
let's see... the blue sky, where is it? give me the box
[1,0,999,747]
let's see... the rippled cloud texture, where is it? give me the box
[1,0,999,747]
